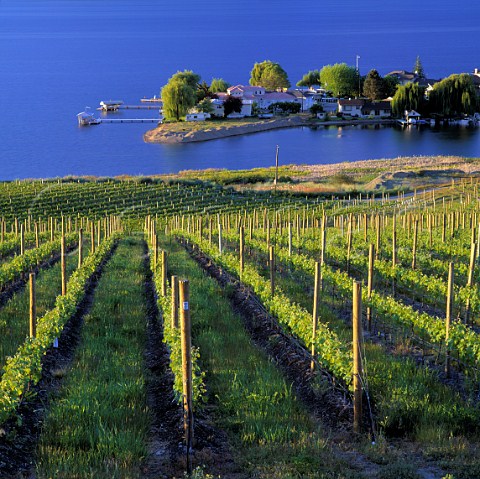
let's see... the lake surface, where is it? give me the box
[1,0,480,180]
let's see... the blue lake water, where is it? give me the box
[1,0,480,180]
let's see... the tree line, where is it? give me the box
[161,58,479,121]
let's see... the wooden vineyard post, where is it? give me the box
[288,222,292,257]
[445,262,454,378]
[218,222,223,255]
[171,275,179,329]
[97,219,101,247]
[353,281,363,433]
[161,250,167,296]
[442,213,446,243]
[239,226,245,274]
[61,235,67,296]
[392,215,397,267]
[35,222,39,248]
[428,214,433,248]
[91,223,95,254]
[363,213,368,243]
[269,245,275,297]
[311,262,321,371]
[153,234,158,270]
[266,218,270,247]
[50,217,54,242]
[375,215,381,260]
[346,215,352,275]
[78,228,83,268]
[411,218,418,270]
[179,280,193,473]
[367,244,375,332]
[20,224,25,256]
[392,215,397,297]
[465,242,476,324]
[29,272,36,338]
[320,216,327,291]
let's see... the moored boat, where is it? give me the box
[77,109,101,126]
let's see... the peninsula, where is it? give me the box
[143,115,394,144]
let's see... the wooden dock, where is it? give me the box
[119,105,160,110]
[100,118,161,124]
[97,105,160,111]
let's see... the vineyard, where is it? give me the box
[0,174,480,478]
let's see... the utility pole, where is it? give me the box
[356,54,361,97]
[274,145,279,187]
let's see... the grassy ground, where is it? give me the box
[35,238,149,479]
[161,155,480,196]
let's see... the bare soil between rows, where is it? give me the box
[142,241,248,479]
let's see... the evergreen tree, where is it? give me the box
[362,69,386,100]
[413,56,425,78]
[383,75,400,97]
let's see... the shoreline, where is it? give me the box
[143,116,395,144]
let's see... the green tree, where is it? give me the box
[210,78,230,93]
[268,102,301,115]
[309,103,324,116]
[319,63,359,97]
[196,80,211,102]
[296,70,321,87]
[196,98,214,115]
[413,55,425,78]
[161,71,200,121]
[383,75,400,97]
[223,96,243,117]
[249,60,290,90]
[363,69,386,100]
[169,70,201,90]
[428,74,477,116]
[391,82,424,117]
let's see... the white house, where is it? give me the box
[210,98,224,117]
[186,112,210,121]
[256,91,299,110]
[317,96,339,113]
[362,101,392,117]
[338,99,391,117]
[338,99,364,116]
[227,85,266,97]
[214,94,253,117]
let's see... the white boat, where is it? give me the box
[141,96,162,103]
[77,108,101,126]
[99,100,124,111]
